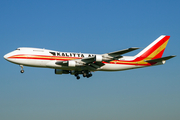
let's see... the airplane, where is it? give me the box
[4,35,175,80]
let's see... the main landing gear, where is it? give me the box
[20,65,24,73]
[74,71,93,80]
[75,73,80,80]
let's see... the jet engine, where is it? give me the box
[68,61,76,67]
[94,55,103,62]
[94,55,113,62]
[55,69,70,74]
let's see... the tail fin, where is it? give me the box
[135,35,170,59]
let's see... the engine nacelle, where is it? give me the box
[55,69,69,74]
[68,61,76,67]
[94,55,103,62]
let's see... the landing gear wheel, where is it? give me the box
[86,73,92,78]
[20,70,24,73]
[89,73,92,77]
[76,76,80,80]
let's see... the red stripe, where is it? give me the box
[137,36,169,58]
[105,61,154,66]
[9,54,81,61]
[8,54,155,66]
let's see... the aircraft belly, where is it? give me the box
[12,59,49,67]
[6,59,32,66]
[98,64,139,71]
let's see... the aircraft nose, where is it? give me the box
[4,53,10,60]
[4,54,8,60]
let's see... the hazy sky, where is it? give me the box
[0,0,180,120]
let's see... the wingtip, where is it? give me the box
[171,55,176,58]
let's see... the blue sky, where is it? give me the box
[0,0,180,120]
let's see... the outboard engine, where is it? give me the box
[68,61,76,67]
[94,55,103,62]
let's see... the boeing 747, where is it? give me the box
[4,35,175,79]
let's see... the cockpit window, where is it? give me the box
[16,48,20,50]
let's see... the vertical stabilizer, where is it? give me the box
[135,35,170,59]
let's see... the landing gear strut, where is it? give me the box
[20,65,24,73]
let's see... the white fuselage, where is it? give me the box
[4,47,142,71]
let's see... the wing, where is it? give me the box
[56,58,104,70]
[80,47,139,63]
[56,47,140,70]
[106,47,139,57]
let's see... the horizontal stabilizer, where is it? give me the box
[145,55,176,63]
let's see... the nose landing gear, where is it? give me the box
[20,65,24,73]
